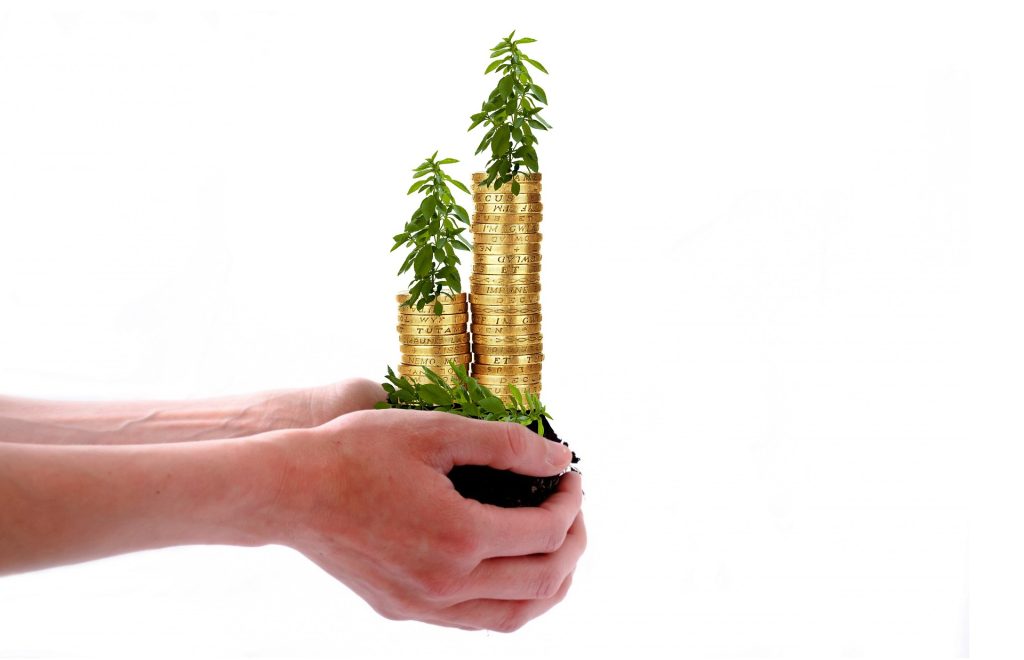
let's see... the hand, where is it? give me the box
[269,408,586,632]
[277,378,388,428]
[256,378,387,429]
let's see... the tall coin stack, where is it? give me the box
[469,172,544,404]
[396,292,470,386]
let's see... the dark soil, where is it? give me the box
[448,415,580,508]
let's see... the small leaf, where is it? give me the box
[450,179,470,195]
[514,37,537,44]
[522,57,548,74]
[479,396,506,417]
[433,301,443,315]
[529,83,548,104]
[437,157,459,165]
[419,383,452,406]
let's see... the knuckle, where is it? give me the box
[493,607,528,633]
[436,519,484,561]
[503,423,530,461]
[542,527,566,554]
[533,567,563,600]
[419,573,462,602]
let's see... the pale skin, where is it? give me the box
[0,378,585,632]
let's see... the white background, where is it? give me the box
[1,0,1019,657]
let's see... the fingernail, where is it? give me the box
[546,442,570,467]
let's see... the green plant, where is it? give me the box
[375,361,550,432]
[392,152,473,315]
[467,31,551,194]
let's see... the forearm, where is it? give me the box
[0,431,288,576]
[0,391,312,445]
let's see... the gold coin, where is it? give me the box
[475,353,544,366]
[473,213,543,224]
[473,343,543,356]
[401,353,471,366]
[397,364,464,377]
[396,324,466,336]
[396,292,466,304]
[471,223,541,235]
[471,323,543,336]
[469,303,542,315]
[402,377,462,388]
[473,193,542,204]
[472,182,542,194]
[471,313,542,325]
[473,373,543,386]
[470,292,541,306]
[469,274,541,286]
[472,232,543,244]
[471,172,541,183]
[474,203,543,214]
[472,242,541,254]
[397,302,466,314]
[472,263,542,275]
[469,283,542,295]
[470,331,543,345]
[400,343,471,356]
[398,332,470,345]
[473,253,542,265]
[471,363,543,375]
[397,313,469,325]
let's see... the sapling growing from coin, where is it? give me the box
[392,153,472,315]
[468,31,551,194]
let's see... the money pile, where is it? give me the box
[469,172,544,404]
[396,292,470,385]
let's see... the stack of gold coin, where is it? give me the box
[396,292,470,386]
[469,172,544,404]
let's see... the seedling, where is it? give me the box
[468,31,551,194]
[391,153,472,315]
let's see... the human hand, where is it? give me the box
[268,408,586,632]
[257,378,387,431]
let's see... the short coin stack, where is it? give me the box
[469,172,544,404]
[396,292,470,385]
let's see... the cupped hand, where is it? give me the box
[262,378,387,430]
[269,408,586,632]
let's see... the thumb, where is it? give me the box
[427,414,571,477]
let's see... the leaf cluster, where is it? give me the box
[391,153,472,315]
[375,360,550,434]
[468,31,551,195]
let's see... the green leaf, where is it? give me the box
[514,37,537,44]
[419,195,437,220]
[492,125,511,154]
[437,157,458,165]
[529,83,548,104]
[407,180,426,195]
[497,75,514,96]
[419,383,452,407]
[522,57,548,74]
[452,205,469,223]
[508,384,524,409]
[450,179,470,195]
[479,396,506,417]
[484,60,503,74]
[433,301,443,315]
[413,246,432,277]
